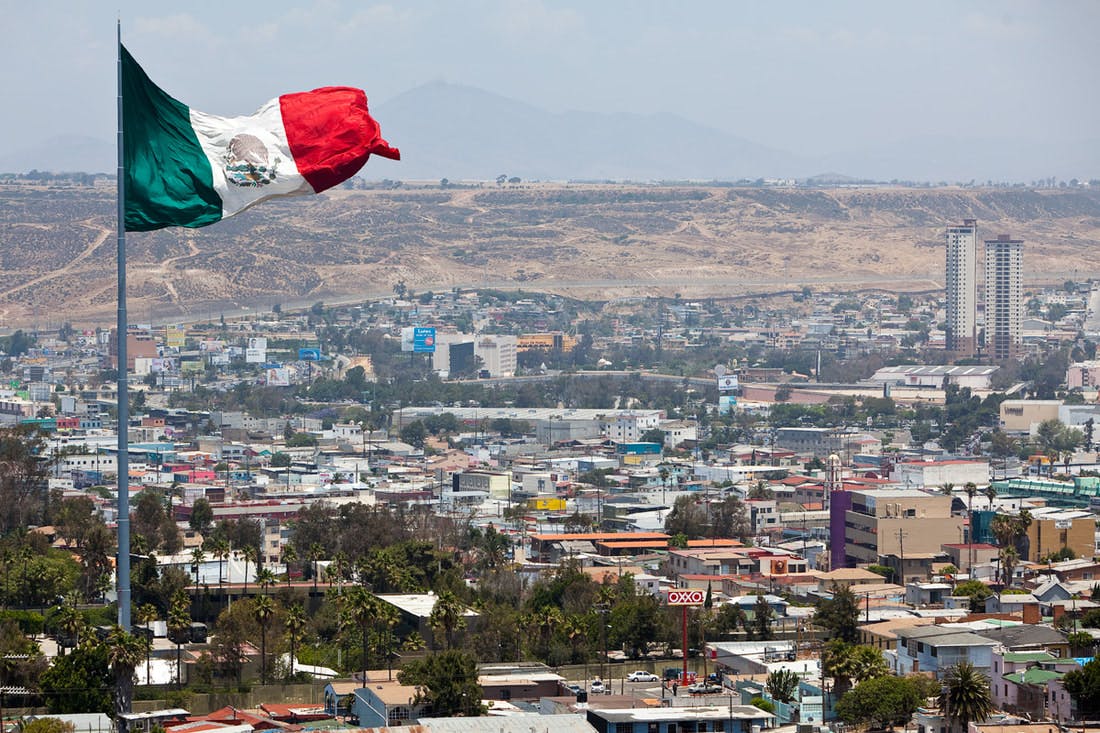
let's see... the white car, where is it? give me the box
[590,680,608,694]
[627,671,660,682]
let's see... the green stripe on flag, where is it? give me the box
[122,45,222,231]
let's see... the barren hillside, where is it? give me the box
[1,184,1098,327]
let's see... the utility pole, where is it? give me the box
[896,529,908,585]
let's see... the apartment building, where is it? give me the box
[985,234,1024,360]
[945,219,979,356]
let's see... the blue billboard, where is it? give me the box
[413,327,437,353]
[298,348,321,361]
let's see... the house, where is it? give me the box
[990,650,1079,718]
[420,715,594,733]
[984,594,1041,616]
[585,705,773,733]
[895,625,997,677]
[349,680,425,728]
[972,624,1071,657]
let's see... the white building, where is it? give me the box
[945,220,978,355]
[599,411,662,443]
[893,459,990,489]
[476,335,517,378]
[985,234,1024,360]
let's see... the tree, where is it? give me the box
[400,421,428,449]
[822,641,888,697]
[814,585,860,643]
[1065,657,1100,717]
[270,451,291,468]
[252,595,275,685]
[106,626,149,728]
[40,639,111,713]
[0,426,53,532]
[953,580,993,613]
[751,594,774,641]
[21,720,76,733]
[340,585,378,679]
[428,590,467,650]
[284,603,308,681]
[399,649,484,717]
[766,668,800,703]
[939,662,994,733]
[836,675,925,730]
[189,498,214,535]
[167,590,191,690]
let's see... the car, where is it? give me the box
[590,680,608,694]
[563,683,583,696]
[687,682,723,695]
[627,671,660,682]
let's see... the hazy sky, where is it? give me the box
[2,0,1097,157]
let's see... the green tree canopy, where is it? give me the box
[399,649,484,717]
[836,675,926,730]
[814,585,861,642]
[40,640,111,713]
[1065,657,1100,717]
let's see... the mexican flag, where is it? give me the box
[122,45,399,232]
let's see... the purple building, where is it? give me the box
[829,489,853,570]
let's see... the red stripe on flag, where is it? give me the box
[280,86,400,193]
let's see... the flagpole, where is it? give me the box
[116,19,132,633]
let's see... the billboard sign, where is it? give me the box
[666,589,705,606]
[298,348,321,361]
[413,327,437,353]
[265,367,291,387]
[717,375,739,391]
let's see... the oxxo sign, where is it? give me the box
[666,589,705,606]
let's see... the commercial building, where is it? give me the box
[892,459,989,489]
[945,219,979,356]
[1021,507,1096,562]
[841,489,958,575]
[999,400,1062,433]
[985,234,1024,360]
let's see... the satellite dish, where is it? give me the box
[715,364,727,377]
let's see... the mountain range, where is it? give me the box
[1,82,1097,182]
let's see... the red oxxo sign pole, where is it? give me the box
[666,589,705,684]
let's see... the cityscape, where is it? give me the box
[2,3,1100,733]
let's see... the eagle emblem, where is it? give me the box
[224,133,279,187]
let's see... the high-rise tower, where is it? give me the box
[985,234,1023,360]
[944,219,978,355]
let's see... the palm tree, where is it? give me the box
[256,568,277,595]
[940,482,955,496]
[167,591,190,690]
[939,661,993,733]
[242,544,258,595]
[984,484,997,511]
[135,603,158,685]
[190,547,205,585]
[284,603,307,682]
[428,590,467,650]
[252,595,275,685]
[55,599,85,655]
[1000,546,1020,588]
[963,482,978,569]
[281,543,297,589]
[376,601,400,680]
[213,538,230,590]
[308,543,324,594]
[340,586,377,681]
[107,626,148,728]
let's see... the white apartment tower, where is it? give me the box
[985,234,1023,360]
[944,219,978,355]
